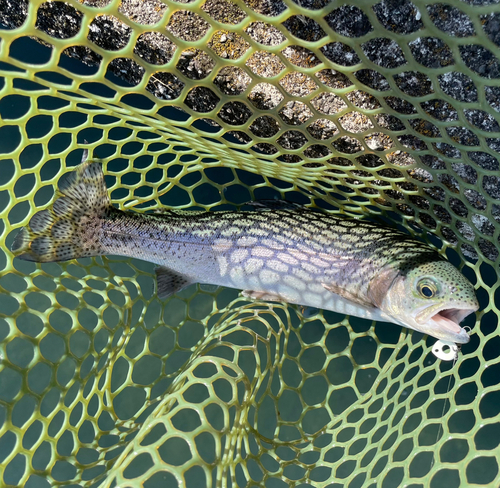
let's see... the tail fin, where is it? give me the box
[11,150,110,262]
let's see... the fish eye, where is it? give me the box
[417,279,438,299]
[421,285,434,298]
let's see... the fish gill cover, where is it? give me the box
[0,0,499,487]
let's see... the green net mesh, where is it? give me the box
[1,0,499,486]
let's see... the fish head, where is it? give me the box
[369,259,478,344]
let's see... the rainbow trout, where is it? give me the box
[11,153,478,343]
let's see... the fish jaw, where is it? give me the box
[380,275,477,344]
[415,305,476,344]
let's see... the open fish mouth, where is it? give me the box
[416,305,478,344]
[416,305,477,343]
[429,308,474,333]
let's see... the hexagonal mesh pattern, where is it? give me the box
[0,0,499,486]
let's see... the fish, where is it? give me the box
[11,151,479,344]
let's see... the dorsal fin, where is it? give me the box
[245,200,306,211]
[150,208,207,217]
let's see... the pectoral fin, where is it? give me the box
[155,266,192,299]
[242,290,286,303]
[322,283,373,307]
[366,267,400,308]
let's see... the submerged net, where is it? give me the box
[0,0,499,486]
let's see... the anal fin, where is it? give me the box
[155,266,192,300]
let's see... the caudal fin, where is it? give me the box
[11,150,110,262]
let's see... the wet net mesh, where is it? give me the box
[1,0,499,486]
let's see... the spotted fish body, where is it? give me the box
[12,155,479,344]
[101,207,439,319]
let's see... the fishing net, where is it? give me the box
[1,0,499,486]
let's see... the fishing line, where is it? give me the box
[430,345,459,470]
